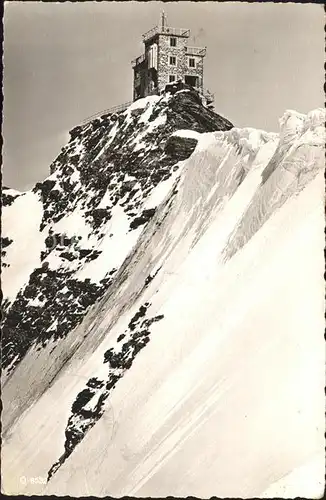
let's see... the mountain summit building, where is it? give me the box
[131,14,213,106]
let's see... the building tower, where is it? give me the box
[131,13,213,105]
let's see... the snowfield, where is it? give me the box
[2,191,44,302]
[1,92,324,498]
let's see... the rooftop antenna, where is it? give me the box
[161,10,167,29]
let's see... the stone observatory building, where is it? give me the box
[131,13,214,106]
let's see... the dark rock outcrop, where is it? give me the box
[165,135,199,161]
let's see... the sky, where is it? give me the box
[3,1,324,190]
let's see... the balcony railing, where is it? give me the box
[186,46,207,57]
[131,53,146,68]
[82,101,133,124]
[143,25,190,42]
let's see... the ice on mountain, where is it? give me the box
[2,191,44,301]
[1,90,323,499]
[75,204,141,282]
[29,294,47,308]
[46,319,58,332]
[171,129,201,140]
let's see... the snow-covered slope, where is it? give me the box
[2,88,232,381]
[1,91,324,498]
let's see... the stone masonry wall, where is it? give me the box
[184,54,204,91]
[157,34,188,92]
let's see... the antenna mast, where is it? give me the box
[161,10,167,30]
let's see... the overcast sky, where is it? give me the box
[3,1,324,190]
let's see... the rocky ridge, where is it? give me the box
[1,88,232,376]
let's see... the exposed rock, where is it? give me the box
[165,135,198,161]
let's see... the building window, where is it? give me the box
[170,37,177,47]
[185,75,199,87]
[169,75,176,83]
[169,56,177,66]
[188,57,195,68]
